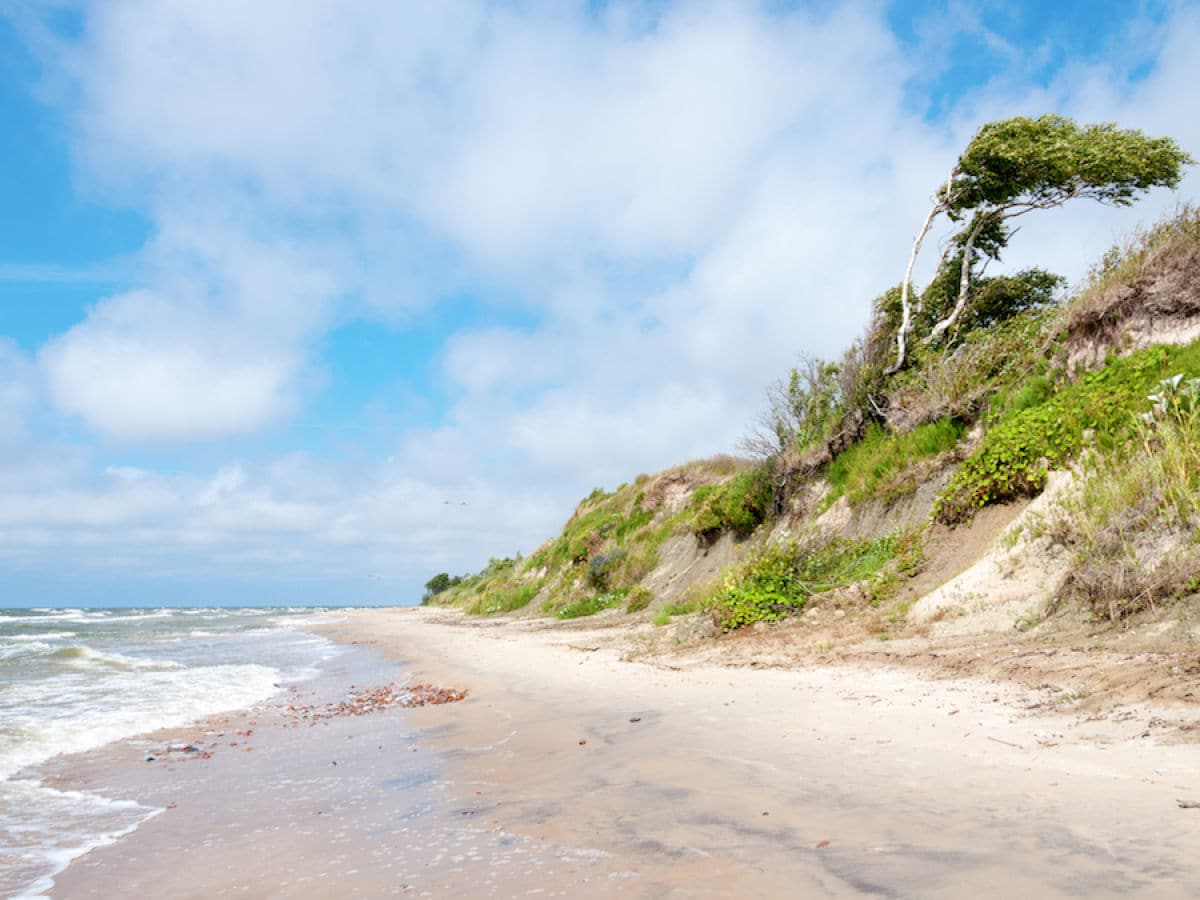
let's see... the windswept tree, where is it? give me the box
[889,115,1192,372]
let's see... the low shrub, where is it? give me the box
[710,533,901,631]
[935,341,1200,524]
[625,585,654,613]
[690,465,775,539]
[466,579,545,616]
[556,587,630,620]
[586,550,627,591]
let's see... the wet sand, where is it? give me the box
[46,607,1200,898]
[43,635,613,898]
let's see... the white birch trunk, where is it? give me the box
[888,169,956,374]
[927,214,986,343]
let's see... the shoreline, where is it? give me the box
[318,607,1200,897]
[42,605,1200,897]
[40,614,620,899]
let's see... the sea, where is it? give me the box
[0,606,343,899]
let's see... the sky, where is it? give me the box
[1,0,1198,607]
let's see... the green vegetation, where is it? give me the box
[1044,374,1200,621]
[530,489,658,572]
[935,342,1200,523]
[690,464,774,538]
[709,533,907,631]
[557,587,629,620]
[466,580,545,616]
[748,358,850,457]
[653,600,698,627]
[826,417,965,506]
[429,458,755,621]
[625,585,654,613]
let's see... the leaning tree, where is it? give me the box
[888,115,1192,372]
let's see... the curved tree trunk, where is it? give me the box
[888,169,956,374]
[927,214,987,344]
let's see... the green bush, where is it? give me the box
[711,534,901,630]
[556,587,630,620]
[935,342,1200,524]
[625,585,654,613]
[690,466,775,538]
[586,550,627,590]
[917,262,1063,341]
[466,579,545,616]
[421,571,464,604]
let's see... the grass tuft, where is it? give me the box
[826,417,965,507]
[1046,373,1200,621]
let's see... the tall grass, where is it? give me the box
[466,580,544,616]
[826,417,965,506]
[1048,374,1200,621]
[1067,203,1200,333]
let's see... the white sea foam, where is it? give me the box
[3,632,76,643]
[0,661,281,779]
[0,613,81,625]
[278,612,339,628]
[0,642,53,662]
[0,606,339,897]
[0,779,162,900]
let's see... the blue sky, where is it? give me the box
[0,0,1196,607]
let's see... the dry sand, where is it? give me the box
[45,607,1200,898]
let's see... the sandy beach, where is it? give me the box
[43,606,1200,898]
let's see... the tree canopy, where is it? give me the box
[889,115,1192,371]
[422,571,463,601]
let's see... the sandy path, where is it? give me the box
[319,607,1200,899]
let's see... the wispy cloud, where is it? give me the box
[1,1,1197,602]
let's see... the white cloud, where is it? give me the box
[40,289,301,443]
[38,224,340,442]
[4,1,1199,598]
[0,340,36,446]
[0,449,557,599]
[921,6,1200,288]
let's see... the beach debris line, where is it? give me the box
[285,682,469,724]
[144,728,256,763]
